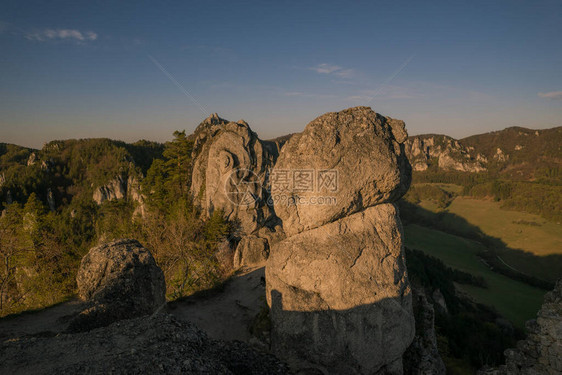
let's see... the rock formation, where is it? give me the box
[190,113,284,268]
[273,107,411,236]
[68,239,166,332]
[266,107,415,374]
[480,279,562,375]
[191,113,281,234]
[1,313,289,375]
[405,135,487,172]
[403,287,446,375]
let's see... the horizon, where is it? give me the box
[1,0,562,149]
[2,109,561,150]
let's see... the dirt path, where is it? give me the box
[167,265,266,342]
[0,265,266,344]
[0,299,85,340]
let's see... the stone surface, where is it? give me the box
[191,114,280,235]
[479,279,562,375]
[404,135,487,173]
[69,239,165,332]
[233,236,269,268]
[266,203,415,374]
[272,106,411,236]
[0,313,289,375]
[403,287,446,375]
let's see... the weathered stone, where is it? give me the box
[69,239,165,332]
[405,135,487,173]
[403,287,446,375]
[266,204,414,374]
[1,314,289,375]
[479,279,562,375]
[233,236,269,268]
[272,106,411,236]
[190,114,280,235]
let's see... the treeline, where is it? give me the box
[412,170,562,222]
[406,248,524,373]
[469,180,562,222]
[0,132,232,317]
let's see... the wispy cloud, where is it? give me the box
[26,28,98,42]
[311,63,355,78]
[538,91,562,100]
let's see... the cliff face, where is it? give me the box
[406,126,561,179]
[480,279,562,375]
[405,135,487,172]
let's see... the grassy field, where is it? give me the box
[411,183,562,282]
[447,197,562,257]
[404,224,546,328]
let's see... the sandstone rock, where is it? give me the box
[69,239,165,332]
[190,114,280,235]
[266,203,415,374]
[272,106,411,236]
[403,287,446,375]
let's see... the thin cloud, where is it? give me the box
[26,28,98,42]
[311,63,354,78]
[538,91,562,100]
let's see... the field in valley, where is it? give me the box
[404,224,546,328]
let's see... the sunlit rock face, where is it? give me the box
[191,114,280,234]
[272,106,411,237]
[190,114,284,267]
[266,107,415,374]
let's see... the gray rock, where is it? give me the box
[47,188,56,211]
[403,287,446,375]
[0,313,289,375]
[190,114,280,235]
[68,239,166,332]
[272,106,411,236]
[266,203,415,374]
[92,175,127,204]
[480,279,562,375]
[405,135,487,173]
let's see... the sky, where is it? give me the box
[1,0,561,149]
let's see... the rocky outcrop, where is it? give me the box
[266,107,415,374]
[191,114,281,235]
[47,188,56,211]
[92,174,146,215]
[92,175,127,204]
[68,239,166,332]
[272,107,411,236]
[480,279,562,375]
[190,114,285,269]
[1,313,289,375]
[405,135,487,173]
[403,287,446,375]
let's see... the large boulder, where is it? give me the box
[266,203,415,374]
[265,107,414,374]
[68,239,166,332]
[271,106,411,236]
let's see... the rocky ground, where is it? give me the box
[0,313,288,375]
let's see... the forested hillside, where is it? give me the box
[0,133,232,316]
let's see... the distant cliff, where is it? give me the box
[406,126,561,180]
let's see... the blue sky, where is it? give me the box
[1,0,561,148]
